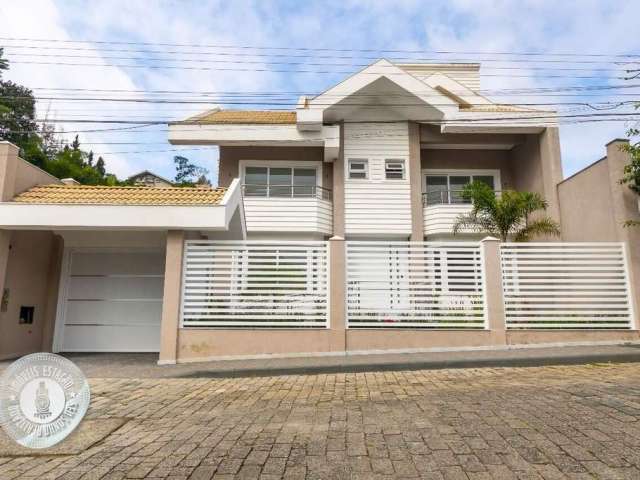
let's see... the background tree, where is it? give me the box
[0,48,122,185]
[453,181,560,242]
[173,155,210,186]
[0,48,8,76]
[620,127,640,227]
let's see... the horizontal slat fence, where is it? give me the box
[501,243,633,329]
[346,242,486,328]
[181,241,328,328]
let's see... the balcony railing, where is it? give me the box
[423,189,500,206]
[242,184,332,201]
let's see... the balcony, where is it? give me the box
[242,184,333,236]
[423,189,474,237]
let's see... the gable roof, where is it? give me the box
[127,170,174,184]
[12,184,227,206]
[305,59,458,119]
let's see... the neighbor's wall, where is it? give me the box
[217,146,329,188]
[558,158,618,242]
[558,139,640,329]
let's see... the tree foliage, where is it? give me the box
[452,181,561,242]
[620,128,640,226]
[0,48,120,185]
[173,155,210,186]
[0,48,8,78]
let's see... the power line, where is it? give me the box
[4,95,640,109]
[6,60,630,80]
[2,36,639,58]
[13,112,638,125]
[4,52,636,73]
[23,84,640,95]
[5,44,640,66]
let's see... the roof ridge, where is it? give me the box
[36,184,224,191]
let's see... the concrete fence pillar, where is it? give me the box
[158,230,186,365]
[481,237,507,344]
[408,122,424,241]
[328,236,347,352]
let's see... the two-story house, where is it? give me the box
[169,59,563,242]
[0,59,636,363]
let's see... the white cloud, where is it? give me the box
[419,0,640,176]
[2,0,639,181]
[0,0,143,176]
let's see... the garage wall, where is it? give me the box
[0,231,61,359]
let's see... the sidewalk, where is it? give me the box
[3,343,637,378]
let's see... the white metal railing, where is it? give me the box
[346,242,486,328]
[181,241,328,328]
[501,243,634,329]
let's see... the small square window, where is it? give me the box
[348,159,368,180]
[385,160,405,180]
[19,306,34,324]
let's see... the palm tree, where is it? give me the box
[452,181,560,242]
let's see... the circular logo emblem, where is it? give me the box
[0,353,90,449]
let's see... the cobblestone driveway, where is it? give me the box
[3,363,640,479]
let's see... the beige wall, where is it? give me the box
[14,158,60,194]
[0,231,59,359]
[0,143,64,359]
[421,149,515,189]
[558,139,640,329]
[507,130,563,224]
[174,328,639,362]
[218,146,329,188]
[558,158,617,241]
[509,134,543,193]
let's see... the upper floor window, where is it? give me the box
[424,172,497,205]
[385,160,405,180]
[348,159,368,180]
[244,166,317,197]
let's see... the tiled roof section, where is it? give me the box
[180,109,297,125]
[12,184,227,206]
[460,105,543,113]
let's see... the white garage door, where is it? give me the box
[58,250,164,352]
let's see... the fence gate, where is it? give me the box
[501,243,634,329]
[346,242,486,328]
[181,241,328,327]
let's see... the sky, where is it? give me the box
[1,0,640,185]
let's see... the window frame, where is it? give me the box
[239,160,322,198]
[423,169,501,205]
[347,158,369,180]
[384,159,406,180]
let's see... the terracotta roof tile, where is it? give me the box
[12,184,227,206]
[178,109,297,125]
[459,105,543,113]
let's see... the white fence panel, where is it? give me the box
[501,243,633,329]
[181,241,328,328]
[346,242,486,328]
